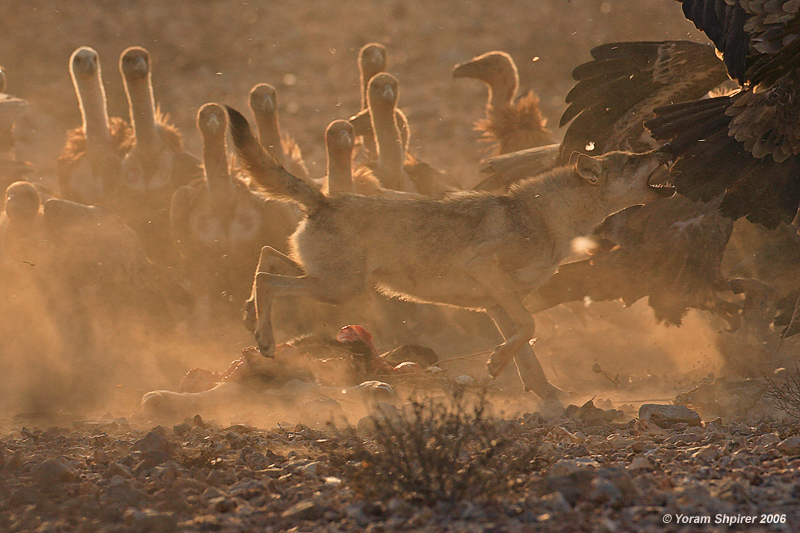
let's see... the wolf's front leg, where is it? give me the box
[486,305,566,402]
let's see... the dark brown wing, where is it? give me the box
[558,40,729,165]
[646,2,800,228]
[648,64,800,229]
[678,0,751,84]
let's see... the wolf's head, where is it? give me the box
[575,148,674,210]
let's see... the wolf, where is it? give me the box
[227,106,672,401]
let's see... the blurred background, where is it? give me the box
[0,0,727,417]
[2,0,706,184]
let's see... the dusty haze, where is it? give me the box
[0,0,777,421]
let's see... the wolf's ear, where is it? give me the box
[576,154,603,185]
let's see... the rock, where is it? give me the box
[260,467,286,479]
[589,477,622,505]
[354,413,376,436]
[33,459,74,487]
[576,400,621,425]
[229,479,268,500]
[107,462,133,479]
[173,478,208,493]
[638,404,701,428]
[172,423,191,436]
[755,433,780,448]
[544,470,595,506]
[387,497,414,516]
[346,503,370,527]
[608,434,634,449]
[691,444,721,463]
[281,499,320,520]
[301,461,326,476]
[93,448,110,464]
[777,435,800,456]
[209,496,238,513]
[628,456,653,471]
[541,491,571,513]
[549,457,600,475]
[104,475,145,506]
[631,440,656,453]
[537,441,559,456]
[124,509,178,533]
[224,431,246,449]
[382,344,438,367]
[207,468,237,486]
[4,449,22,472]
[550,426,584,444]
[132,432,172,455]
[455,375,475,385]
[202,486,230,501]
[350,380,395,404]
[133,458,157,477]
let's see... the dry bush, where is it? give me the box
[340,387,540,504]
[765,361,800,420]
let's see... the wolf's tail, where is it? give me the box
[226,106,325,214]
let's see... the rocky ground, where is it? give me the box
[2,392,800,533]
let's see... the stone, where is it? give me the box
[124,509,178,533]
[541,491,571,513]
[576,400,621,425]
[301,461,326,476]
[608,434,634,449]
[628,456,653,471]
[104,475,145,506]
[281,499,320,520]
[691,444,721,463]
[107,462,133,479]
[638,404,701,428]
[550,457,600,475]
[33,459,75,487]
[93,448,110,464]
[132,432,172,455]
[755,433,780,448]
[589,477,622,505]
[777,435,800,456]
[209,496,238,513]
[172,423,191,436]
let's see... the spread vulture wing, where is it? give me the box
[647,0,800,229]
[559,40,730,164]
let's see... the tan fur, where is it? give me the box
[228,106,669,399]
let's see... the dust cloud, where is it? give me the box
[0,0,793,424]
